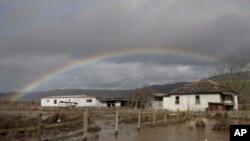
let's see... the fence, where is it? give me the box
[0,111,89,141]
[0,109,187,141]
[114,109,187,135]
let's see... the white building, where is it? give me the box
[41,95,100,107]
[98,97,128,108]
[151,93,166,110]
[41,95,128,108]
[163,79,238,111]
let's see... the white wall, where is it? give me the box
[163,94,221,111]
[96,101,108,108]
[76,98,97,107]
[152,101,163,110]
[41,98,58,107]
[41,97,98,107]
[41,98,69,107]
[115,102,121,107]
[41,98,126,108]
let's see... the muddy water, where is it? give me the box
[92,118,229,141]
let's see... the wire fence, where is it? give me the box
[0,109,188,141]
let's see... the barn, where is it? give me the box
[97,97,130,108]
[163,79,238,111]
[41,95,99,107]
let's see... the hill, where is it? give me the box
[210,71,250,103]
[149,82,188,93]
[0,92,12,100]
[21,89,131,101]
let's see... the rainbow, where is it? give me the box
[10,47,219,101]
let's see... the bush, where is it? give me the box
[88,125,101,132]
[195,119,206,127]
[212,121,229,131]
[47,113,66,123]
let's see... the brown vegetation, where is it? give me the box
[88,125,101,132]
[130,86,155,108]
[212,112,229,131]
[0,114,37,129]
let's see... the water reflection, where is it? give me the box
[91,118,250,141]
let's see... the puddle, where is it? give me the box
[92,118,229,141]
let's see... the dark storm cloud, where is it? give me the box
[0,0,250,92]
[36,62,215,91]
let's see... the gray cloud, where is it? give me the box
[35,62,215,91]
[0,0,250,92]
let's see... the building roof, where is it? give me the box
[42,95,95,99]
[97,97,130,102]
[153,93,167,97]
[169,79,238,96]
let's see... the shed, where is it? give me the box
[41,95,98,107]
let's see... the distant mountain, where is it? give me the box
[0,92,12,100]
[0,82,188,101]
[150,82,189,93]
[21,89,132,101]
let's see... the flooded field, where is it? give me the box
[90,118,229,141]
[1,108,250,141]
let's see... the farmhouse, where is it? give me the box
[163,79,238,111]
[41,95,99,107]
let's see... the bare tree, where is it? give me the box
[130,86,155,108]
[215,55,249,98]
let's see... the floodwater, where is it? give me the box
[90,118,229,141]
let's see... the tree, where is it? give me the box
[130,86,155,108]
[215,55,249,98]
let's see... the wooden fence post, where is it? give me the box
[128,109,131,121]
[164,110,167,124]
[152,110,155,126]
[37,113,42,141]
[115,108,119,136]
[83,110,88,141]
[177,109,180,118]
[137,109,141,131]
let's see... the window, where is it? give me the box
[54,100,57,104]
[195,95,200,105]
[86,99,92,103]
[175,96,180,105]
[47,99,49,102]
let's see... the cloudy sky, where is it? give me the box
[0,0,250,92]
